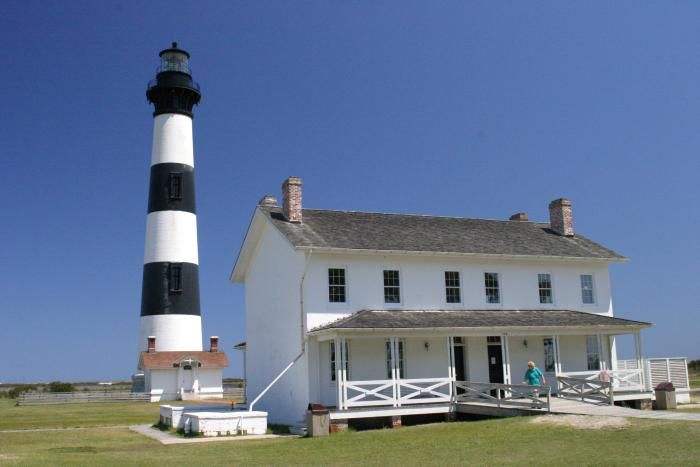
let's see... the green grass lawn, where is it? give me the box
[1,400,700,466]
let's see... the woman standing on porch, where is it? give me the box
[524,361,546,406]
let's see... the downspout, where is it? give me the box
[249,249,313,411]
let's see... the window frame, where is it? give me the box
[327,267,348,304]
[537,272,554,305]
[168,172,183,200]
[330,340,350,383]
[585,335,601,371]
[168,263,183,294]
[444,270,462,305]
[385,339,405,379]
[382,268,402,306]
[484,272,501,305]
[580,274,595,305]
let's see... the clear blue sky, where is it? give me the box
[1,1,698,382]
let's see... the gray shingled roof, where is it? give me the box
[310,310,651,333]
[261,207,625,260]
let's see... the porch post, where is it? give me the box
[447,336,455,400]
[390,337,398,407]
[340,337,348,408]
[553,335,562,394]
[607,336,617,371]
[334,339,343,410]
[501,334,511,385]
[634,332,645,391]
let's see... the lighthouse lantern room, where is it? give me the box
[133,43,227,401]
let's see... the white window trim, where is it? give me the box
[580,273,596,306]
[444,269,463,306]
[385,338,406,379]
[326,265,350,309]
[483,271,503,307]
[330,339,351,384]
[381,267,403,307]
[537,272,555,306]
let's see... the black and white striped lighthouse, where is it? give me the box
[139,43,203,352]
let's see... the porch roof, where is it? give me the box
[309,309,652,335]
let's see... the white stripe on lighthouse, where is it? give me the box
[151,113,194,167]
[140,315,203,351]
[144,210,199,264]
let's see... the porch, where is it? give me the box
[309,309,654,417]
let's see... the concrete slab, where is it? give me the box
[129,424,299,445]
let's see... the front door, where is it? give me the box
[487,337,504,397]
[487,345,504,384]
[454,346,466,382]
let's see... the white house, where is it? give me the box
[231,177,653,426]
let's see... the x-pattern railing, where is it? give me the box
[454,381,551,411]
[344,380,396,408]
[397,378,452,405]
[557,375,612,404]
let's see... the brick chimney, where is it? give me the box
[282,176,302,223]
[509,212,529,221]
[548,198,574,236]
[147,336,156,353]
[258,194,278,207]
[209,336,219,353]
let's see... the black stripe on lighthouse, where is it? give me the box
[141,262,200,316]
[147,163,196,214]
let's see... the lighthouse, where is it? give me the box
[135,43,227,401]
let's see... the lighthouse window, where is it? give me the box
[169,264,182,293]
[169,173,183,200]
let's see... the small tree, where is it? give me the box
[8,384,37,398]
[48,381,75,393]
[688,359,700,372]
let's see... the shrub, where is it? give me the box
[48,381,75,393]
[8,384,37,398]
[688,360,700,372]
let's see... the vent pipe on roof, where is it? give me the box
[258,194,278,207]
[509,213,529,221]
[209,336,219,352]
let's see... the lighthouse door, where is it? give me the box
[180,365,195,399]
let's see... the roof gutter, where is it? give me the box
[294,246,628,263]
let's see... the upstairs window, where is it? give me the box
[168,263,182,293]
[445,271,461,304]
[586,336,601,371]
[538,273,553,304]
[168,173,183,200]
[383,270,401,304]
[328,268,346,303]
[581,274,595,304]
[385,340,405,378]
[484,272,500,304]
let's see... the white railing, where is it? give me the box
[618,358,689,391]
[454,381,551,411]
[340,377,452,409]
[343,380,396,409]
[339,378,549,411]
[557,375,612,405]
[397,378,452,406]
[560,369,644,392]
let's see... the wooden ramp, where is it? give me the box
[548,398,700,421]
[456,398,700,422]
